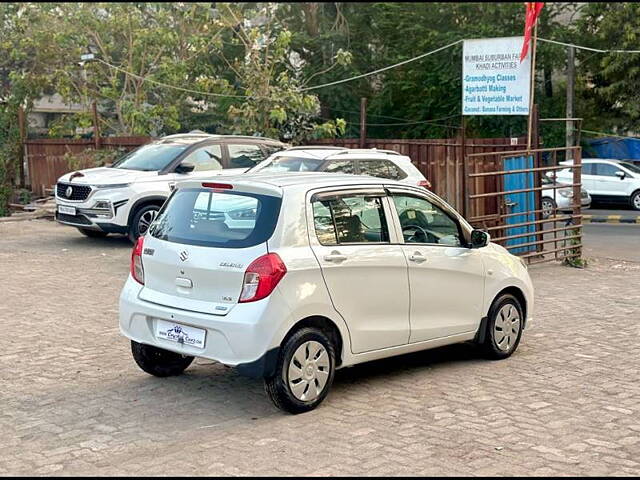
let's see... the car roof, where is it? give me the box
[273,146,409,161]
[157,133,285,145]
[561,158,622,164]
[175,171,418,196]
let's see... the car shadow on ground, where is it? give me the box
[115,341,486,421]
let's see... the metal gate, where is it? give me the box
[464,146,583,265]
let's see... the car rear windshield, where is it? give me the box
[111,143,189,171]
[149,188,282,248]
[259,156,325,172]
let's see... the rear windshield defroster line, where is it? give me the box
[149,187,282,248]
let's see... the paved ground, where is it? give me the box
[1,219,640,476]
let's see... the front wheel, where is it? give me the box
[265,328,336,414]
[77,228,108,238]
[480,294,524,360]
[541,197,556,219]
[630,191,640,211]
[131,341,194,377]
[128,204,160,243]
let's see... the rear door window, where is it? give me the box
[182,145,223,172]
[228,144,266,169]
[150,188,281,248]
[311,194,389,244]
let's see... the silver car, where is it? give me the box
[541,177,591,219]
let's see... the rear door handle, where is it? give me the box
[324,251,347,263]
[408,252,427,263]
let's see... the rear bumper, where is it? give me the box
[119,276,284,377]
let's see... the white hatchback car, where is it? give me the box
[247,146,432,189]
[119,173,533,413]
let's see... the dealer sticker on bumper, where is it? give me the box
[58,205,76,216]
[155,319,206,349]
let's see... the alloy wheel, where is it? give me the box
[494,304,521,352]
[138,209,158,235]
[287,340,330,402]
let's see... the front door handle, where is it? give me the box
[324,251,347,263]
[408,252,427,263]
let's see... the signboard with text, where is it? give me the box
[462,36,531,116]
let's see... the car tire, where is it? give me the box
[264,327,336,414]
[541,197,556,220]
[77,228,108,238]
[480,293,524,360]
[630,190,640,211]
[128,204,160,243]
[130,341,194,377]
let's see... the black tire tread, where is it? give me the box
[131,340,194,377]
[264,327,335,414]
[480,293,524,360]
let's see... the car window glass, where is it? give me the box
[112,143,188,171]
[182,145,223,172]
[150,188,281,248]
[228,144,266,168]
[621,161,640,175]
[323,160,355,174]
[359,159,390,178]
[582,163,596,175]
[392,194,462,247]
[260,156,324,173]
[312,194,389,244]
[595,163,619,177]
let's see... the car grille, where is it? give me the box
[56,212,92,225]
[56,182,92,201]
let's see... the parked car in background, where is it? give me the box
[54,132,286,242]
[541,177,591,219]
[247,146,432,189]
[554,158,640,210]
[119,172,533,414]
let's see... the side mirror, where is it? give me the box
[175,161,195,174]
[615,170,626,179]
[470,229,490,249]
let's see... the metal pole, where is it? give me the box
[461,116,468,218]
[92,101,101,149]
[17,106,26,188]
[526,23,538,153]
[566,46,575,160]
[359,97,367,148]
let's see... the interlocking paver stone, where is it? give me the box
[1,219,640,475]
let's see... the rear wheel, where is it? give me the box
[77,228,108,238]
[481,294,524,360]
[128,204,160,243]
[265,328,335,414]
[131,341,194,377]
[630,191,640,211]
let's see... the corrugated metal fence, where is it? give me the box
[26,135,529,212]
[25,137,151,196]
[309,137,529,212]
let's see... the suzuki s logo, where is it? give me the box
[65,186,73,198]
[179,250,189,262]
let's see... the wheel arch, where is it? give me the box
[283,315,345,367]
[493,285,527,324]
[127,195,168,225]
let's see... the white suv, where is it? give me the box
[54,133,285,242]
[119,173,533,413]
[554,158,640,210]
[247,146,432,189]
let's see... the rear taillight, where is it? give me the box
[239,253,287,303]
[131,236,145,285]
[418,180,432,189]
